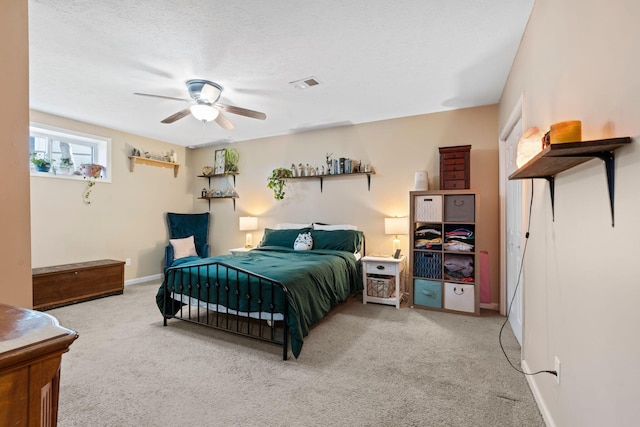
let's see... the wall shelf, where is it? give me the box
[198,196,238,211]
[288,172,374,192]
[198,173,237,187]
[509,137,631,226]
[129,156,179,177]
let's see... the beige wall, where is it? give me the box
[189,105,502,303]
[499,0,640,425]
[29,111,193,280]
[0,0,31,307]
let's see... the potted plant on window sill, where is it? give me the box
[30,153,55,173]
[59,157,74,175]
[267,167,293,200]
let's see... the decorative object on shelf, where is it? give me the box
[59,157,74,175]
[268,167,294,200]
[82,164,103,205]
[214,149,226,174]
[224,148,239,173]
[239,216,258,247]
[202,165,214,176]
[414,170,428,190]
[30,152,54,173]
[550,120,581,144]
[385,217,409,254]
[516,127,545,168]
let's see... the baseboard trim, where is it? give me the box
[480,302,499,310]
[522,359,556,427]
[125,273,163,286]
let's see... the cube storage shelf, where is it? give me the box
[409,190,479,315]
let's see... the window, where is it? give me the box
[29,123,111,182]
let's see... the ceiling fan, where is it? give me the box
[134,79,266,130]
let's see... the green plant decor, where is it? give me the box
[30,152,55,172]
[224,148,239,173]
[267,167,293,200]
[82,167,102,205]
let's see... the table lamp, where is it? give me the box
[239,216,258,248]
[385,217,408,254]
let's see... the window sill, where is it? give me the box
[30,171,112,184]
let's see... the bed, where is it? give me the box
[156,225,364,359]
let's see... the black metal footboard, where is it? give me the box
[161,261,291,360]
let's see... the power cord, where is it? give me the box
[498,180,557,378]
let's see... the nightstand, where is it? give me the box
[229,247,253,254]
[362,255,406,309]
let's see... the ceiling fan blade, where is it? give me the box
[215,111,235,130]
[134,92,191,102]
[200,83,222,103]
[161,108,192,124]
[217,103,266,120]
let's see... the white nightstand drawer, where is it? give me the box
[365,261,399,275]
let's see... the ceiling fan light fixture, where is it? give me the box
[190,104,219,122]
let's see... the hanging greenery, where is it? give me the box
[267,167,293,200]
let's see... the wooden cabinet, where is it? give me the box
[33,259,125,311]
[439,145,470,190]
[409,190,479,315]
[0,304,77,427]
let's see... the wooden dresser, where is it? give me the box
[0,304,78,427]
[439,145,471,190]
[33,259,125,311]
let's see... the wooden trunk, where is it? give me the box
[32,259,125,311]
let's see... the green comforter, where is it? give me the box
[156,246,362,358]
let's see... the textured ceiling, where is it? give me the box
[29,0,534,147]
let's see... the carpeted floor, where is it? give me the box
[48,281,543,427]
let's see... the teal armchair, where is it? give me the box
[165,212,210,271]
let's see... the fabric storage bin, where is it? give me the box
[413,279,442,308]
[367,275,395,298]
[413,252,442,279]
[444,282,475,313]
[444,194,475,222]
[414,195,443,222]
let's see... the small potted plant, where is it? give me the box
[224,148,239,173]
[59,157,74,174]
[267,167,293,200]
[30,152,54,173]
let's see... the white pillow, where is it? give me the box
[274,223,312,230]
[313,224,358,230]
[293,232,313,251]
[170,235,198,259]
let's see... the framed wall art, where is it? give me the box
[214,149,226,174]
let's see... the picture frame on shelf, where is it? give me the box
[214,149,226,175]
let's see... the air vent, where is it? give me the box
[289,76,321,90]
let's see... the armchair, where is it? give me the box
[165,212,210,271]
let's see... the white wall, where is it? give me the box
[499,0,640,425]
[189,105,502,302]
[29,111,193,280]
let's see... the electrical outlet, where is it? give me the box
[554,356,561,385]
[125,258,131,266]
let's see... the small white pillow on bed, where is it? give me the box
[274,223,312,230]
[170,235,198,259]
[313,224,358,230]
[293,232,313,251]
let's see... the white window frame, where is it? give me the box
[29,123,112,183]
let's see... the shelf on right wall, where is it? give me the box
[509,137,631,227]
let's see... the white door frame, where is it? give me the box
[498,95,523,317]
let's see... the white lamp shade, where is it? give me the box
[384,217,408,235]
[190,104,219,122]
[239,216,258,231]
